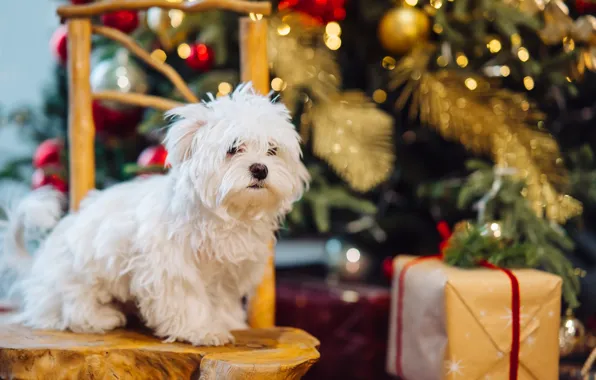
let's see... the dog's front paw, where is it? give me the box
[194,330,235,346]
[68,305,126,334]
[166,329,234,346]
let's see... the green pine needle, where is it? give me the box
[444,225,539,269]
[420,159,581,309]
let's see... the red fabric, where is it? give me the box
[395,256,521,380]
[479,260,520,380]
[276,278,391,380]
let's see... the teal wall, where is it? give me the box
[0,0,58,109]
[0,1,58,165]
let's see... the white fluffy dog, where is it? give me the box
[0,83,309,346]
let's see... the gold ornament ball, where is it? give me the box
[559,312,586,357]
[378,6,431,55]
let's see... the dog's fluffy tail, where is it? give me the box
[0,183,65,297]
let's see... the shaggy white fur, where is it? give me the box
[0,83,309,346]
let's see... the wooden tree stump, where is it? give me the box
[0,316,319,379]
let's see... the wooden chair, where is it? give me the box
[0,1,319,378]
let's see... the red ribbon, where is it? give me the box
[395,255,521,380]
[478,260,520,380]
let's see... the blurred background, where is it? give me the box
[3,0,596,378]
[0,1,57,181]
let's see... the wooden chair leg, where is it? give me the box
[67,19,95,211]
[239,17,270,95]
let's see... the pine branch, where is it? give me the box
[391,48,582,224]
[288,165,377,233]
[453,163,580,308]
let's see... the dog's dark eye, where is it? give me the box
[227,141,246,156]
[267,147,278,156]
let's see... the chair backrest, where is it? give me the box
[57,0,275,328]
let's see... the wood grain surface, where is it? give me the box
[93,91,184,112]
[67,18,95,212]
[0,318,319,380]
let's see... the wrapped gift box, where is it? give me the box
[276,278,392,380]
[387,255,562,380]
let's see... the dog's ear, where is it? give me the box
[163,104,208,166]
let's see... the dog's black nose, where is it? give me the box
[249,163,268,180]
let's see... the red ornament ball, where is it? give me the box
[576,0,596,13]
[137,145,169,168]
[33,139,63,169]
[50,26,68,65]
[92,101,143,138]
[32,167,68,193]
[185,44,215,72]
[101,10,139,34]
[278,0,347,23]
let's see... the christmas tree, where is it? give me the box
[4,0,596,315]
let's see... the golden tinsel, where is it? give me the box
[391,45,582,223]
[539,0,596,77]
[304,92,395,192]
[507,0,545,15]
[268,13,342,111]
[268,12,395,192]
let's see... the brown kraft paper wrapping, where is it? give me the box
[387,255,562,380]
